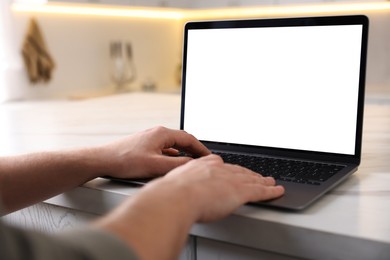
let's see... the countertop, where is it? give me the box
[1,91,389,259]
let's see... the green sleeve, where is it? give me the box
[0,219,138,260]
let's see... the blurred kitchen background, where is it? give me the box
[0,0,389,101]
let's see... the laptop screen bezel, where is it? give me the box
[180,15,369,165]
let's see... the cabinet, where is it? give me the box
[2,202,196,260]
[196,237,300,260]
[3,202,304,260]
[2,202,97,233]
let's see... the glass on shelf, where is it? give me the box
[110,41,136,92]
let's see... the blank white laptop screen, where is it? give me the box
[183,25,363,155]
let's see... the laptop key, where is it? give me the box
[214,152,345,185]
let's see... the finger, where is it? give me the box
[222,164,277,186]
[197,154,224,163]
[262,176,276,186]
[154,154,222,177]
[248,185,285,202]
[224,163,263,178]
[162,148,180,156]
[160,128,211,157]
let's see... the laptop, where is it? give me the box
[179,15,369,210]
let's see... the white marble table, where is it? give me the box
[1,91,389,259]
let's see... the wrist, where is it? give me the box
[81,145,122,179]
[144,178,198,225]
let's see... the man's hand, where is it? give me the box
[0,126,209,213]
[161,154,285,222]
[99,126,211,179]
[96,154,284,260]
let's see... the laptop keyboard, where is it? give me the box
[213,152,345,185]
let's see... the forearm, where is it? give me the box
[0,147,111,214]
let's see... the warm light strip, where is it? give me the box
[185,2,390,20]
[11,2,185,19]
[11,1,390,20]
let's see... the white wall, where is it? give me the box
[3,11,182,100]
[365,11,390,91]
[2,6,390,100]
